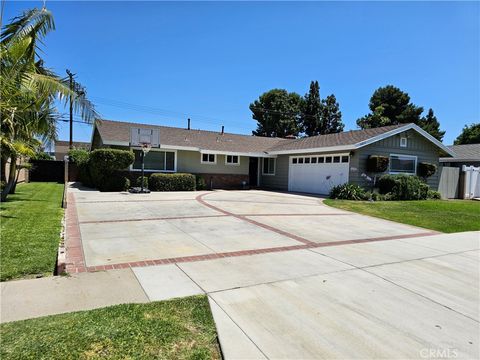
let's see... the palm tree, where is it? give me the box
[1,7,98,200]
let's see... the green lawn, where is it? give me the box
[324,199,480,233]
[0,182,64,281]
[0,296,221,360]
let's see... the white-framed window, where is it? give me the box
[389,154,417,175]
[131,149,176,172]
[201,153,216,164]
[400,137,408,148]
[225,155,240,166]
[263,158,276,175]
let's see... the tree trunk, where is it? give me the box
[1,156,17,201]
[1,156,7,183]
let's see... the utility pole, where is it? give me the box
[66,69,74,149]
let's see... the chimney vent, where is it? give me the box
[221,126,224,135]
[187,118,191,130]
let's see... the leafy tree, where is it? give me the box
[0,8,98,200]
[320,94,344,134]
[250,89,303,137]
[357,85,423,129]
[419,108,445,141]
[301,81,322,136]
[454,123,480,145]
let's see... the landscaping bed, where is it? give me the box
[0,296,221,360]
[0,182,64,281]
[324,199,480,233]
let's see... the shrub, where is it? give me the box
[427,190,442,200]
[366,155,389,173]
[88,149,134,191]
[378,174,429,200]
[329,183,366,200]
[149,173,196,191]
[195,175,207,190]
[418,162,437,178]
[31,151,53,160]
[135,176,149,188]
[68,149,93,187]
[364,191,384,201]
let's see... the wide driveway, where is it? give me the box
[62,187,480,359]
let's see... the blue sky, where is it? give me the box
[4,1,479,145]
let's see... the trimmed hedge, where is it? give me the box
[195,175,207,190]
[377,174,429,200]
[418,162,437,179]
[149,173,196,191]
[85,149,134,191]
[68,149,94,187]
[367,155,389,173]
[135,176,149,188]
[329,183,366,200]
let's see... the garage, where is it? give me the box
[288,154,350,195]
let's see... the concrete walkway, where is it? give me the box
[1,231,479,359]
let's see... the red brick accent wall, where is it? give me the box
[196,173,249,189]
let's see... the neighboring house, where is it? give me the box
[440,144,480,168]
[54,140,91,160]
[91,119,454,194]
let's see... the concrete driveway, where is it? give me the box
[59,187,480,359]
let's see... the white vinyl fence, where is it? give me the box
[462,165,480,199]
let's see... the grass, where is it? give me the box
[0,295,221,360]
[0,182,64,281]
[323,199,480,233]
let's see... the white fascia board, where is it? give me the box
[199,150,276,158]
[267,145,354,155]
[440,158,478,163]
[354,123,456,157]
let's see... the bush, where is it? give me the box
[364,191,385,201]
[135,176,149,188]
[418,162,437,178]
[89,149,134,191]
[378,174,429,200]
[68,149,90,165]
[427,190,442,200]
[149,173,196,191]
[366,155,389,173]
[32,151,53,160]
[329,183,366,200]
[195,175,207,190]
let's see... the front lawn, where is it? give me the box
[324,199,480,233]
[0,182,64,281]
[0,295,221,359]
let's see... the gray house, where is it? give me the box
[91,119,454,194]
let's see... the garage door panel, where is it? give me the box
[289,156,349,195]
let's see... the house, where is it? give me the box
[91,119,454,194]
[55,140,91,160]
[440,144,480,168]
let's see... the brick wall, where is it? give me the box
[196,173,249,189]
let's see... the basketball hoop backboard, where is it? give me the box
[130,128,160,147]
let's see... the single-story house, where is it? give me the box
[55,140,91,160]
[91,119,454,194]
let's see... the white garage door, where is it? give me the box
[288,154,350,195]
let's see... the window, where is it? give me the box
[225,155,239,165]
[318,157,324,163]
[400,137,408,148]
[201,153,216,164]
[333,156,340,163]
[305,157,310,164]
[263,158,276,175]
[298,158,304,164]
[341,156,349,163]
[325,156,332,163]
[292,158,297,164]
[389,154,416,174]
[311,157,317,164]
[132,150,175,171]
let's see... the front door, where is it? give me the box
[249,157,259,187]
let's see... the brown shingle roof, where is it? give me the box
[267,124,407,152]
[440,144,480,162]
[95,119,289,154]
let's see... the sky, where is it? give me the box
[3,1,479,146]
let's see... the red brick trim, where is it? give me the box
[64,193,87,273]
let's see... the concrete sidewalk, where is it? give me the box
[1,231,478,359]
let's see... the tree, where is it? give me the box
[454,123,480,145]
[419,108,445,141]
[0,8,98,201]
[250,89,303,137]
[301,81,322,136]
[320,94,344,134]
[357,85,423,129]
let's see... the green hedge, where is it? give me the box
[68,149,94,187]
[377,174,429,200]
[418,162,437,178]
[149,173,196,191]
[329,183,366,200]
